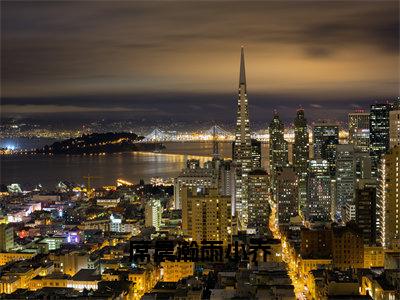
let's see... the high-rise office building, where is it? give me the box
[378,146,400,249]
[174,160,218,209]
[389,108,400,149]
[348,111,370,153]
[231,139,261,170]
[251,139,262,170]
[276,167,299,225]
[313,122,339,175]
[370,103,391,175]
[0,224,14,251]
[355,180,377,246]
[181,187,232,246]
[306,159,333,222]
[269,112,289,174]
[335,144,356,221]
[354,152,372,180]
[269,112,288,201]
[293,109,308,213]
[145,199,163,231]
[216,159,235,198]
[247,169,270,234]
[293,108,309,174]
[233,47,252,229]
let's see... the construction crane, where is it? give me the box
[83,175,102,199]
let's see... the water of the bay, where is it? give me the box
[1,141,271,189]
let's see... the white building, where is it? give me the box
[145,199,162,231]
[173,160,217,209]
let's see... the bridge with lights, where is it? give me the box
[140,125,236,143]
[138,125,277,143]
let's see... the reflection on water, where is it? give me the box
[0,141,273,189]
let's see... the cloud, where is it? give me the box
[1,104,161,114]
[310,104,323,109]
[0,1,398,122]
[304,47,333,58]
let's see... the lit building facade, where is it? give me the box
[247,169,270,234]
[145,199,162,231]
[0,252,35,266]
[306,160,333,222]
[378,146,400,249]
[313,122,339,176]
[276,167,298,225]
[269,112,289,175]
[389,109,400,149]
[181,187,232,246]
[233,47,252,229]
[335,144,355,221]
[0,224,14,251]
[293,108,309,174]
[355,180,377,246]
[173,160,217,209]
[251,139,262,170]
[293,109,309,212]
[354,152,372,180]
[363,246,385,268]
[370,103,391,176]
[160,261,194,282]
[348,111,370,153]
[216,159,235,198]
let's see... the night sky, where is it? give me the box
[1,1,399,124]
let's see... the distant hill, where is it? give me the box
[37,132,164,154]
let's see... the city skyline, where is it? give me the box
[1,1,399,123]
[1,2,399,297]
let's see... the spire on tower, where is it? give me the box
[239,46,246,85]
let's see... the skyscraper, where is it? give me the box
[354,152,372,180]
[293,108,309,213]
[378,146,400,249]
[348,111,370,153]
[335,144,356,221]
[276,167,299,225]
[306,159,333,222]
[251,139,262,170]
[313,122,339,176]
[370,103,391,175]
[355,180,377,246]
[389,108,400,149]
[216,160,235,199]
[293,108,309,174]
[233,47,252,229]
[269,112,288,200]
[247,169,270,234]
[269,112,289,173]
[231,139,261,170]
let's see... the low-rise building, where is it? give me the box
[160,261,194,282]
[364,246,385,268]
